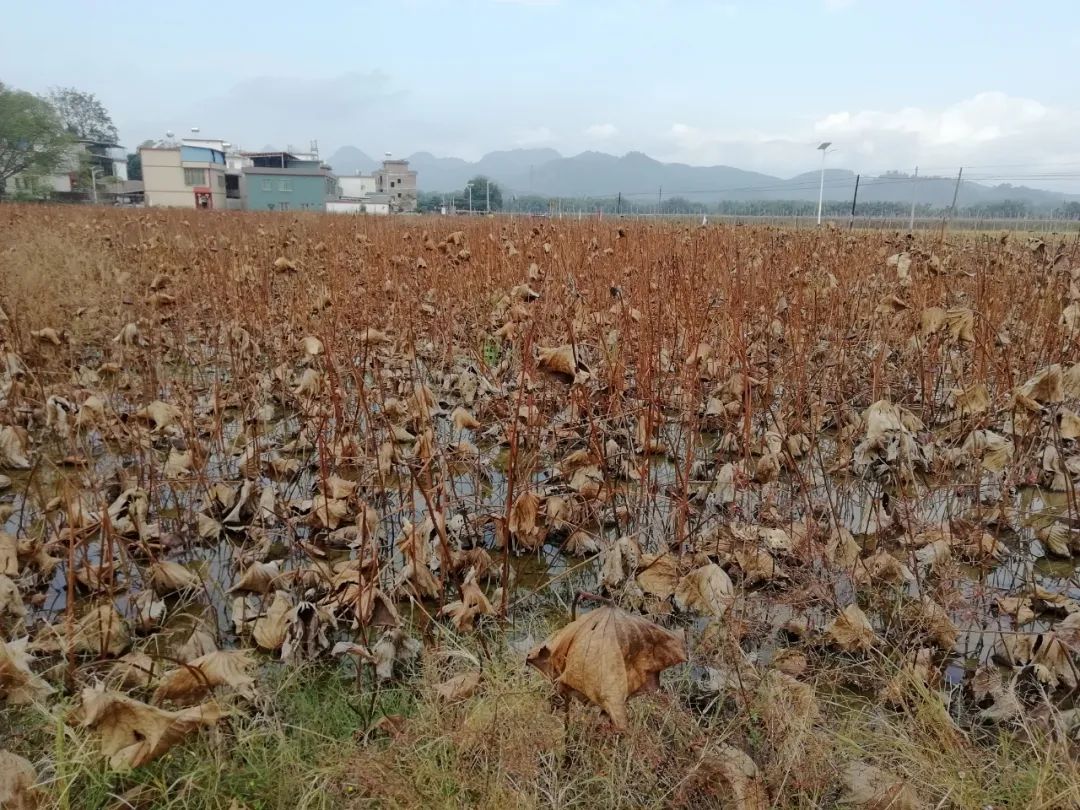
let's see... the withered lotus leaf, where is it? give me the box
[527,606,687,729]
[0,749,37,809]
[68,684,225,769]
[152,650,257,705]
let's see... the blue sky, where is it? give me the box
[3,0,1079,184]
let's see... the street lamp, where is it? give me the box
[466,183,474,214]
[816,142,832,225]
[90,166,103,204]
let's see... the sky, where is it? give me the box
[3,0,1080,188]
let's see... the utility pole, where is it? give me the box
[848,174,860,230]
[616,191,621,216]
[485,178,490,214]
[941,167,963,237]
[657,186,662,215]
[816,142,832,225]
[908,165,919,231]
[466,183,473,214]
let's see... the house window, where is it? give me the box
[217,174,226,189]
[278,201,289,211]
[261,179,272,192]
[183,168,207,186]
[277,179,292,192]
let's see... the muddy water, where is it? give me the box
[4,405,1079,681]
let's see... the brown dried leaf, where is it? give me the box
[673,564,734,618]
[527,606,687,729]
[434,670,481,702]
[0,749,37,809]
[825,604,876,653]
[68,685,225,769]
[841,761,923,809]
[0,637,54,704]
[636,552,680,600]
[152,650,257,705]
[253,591,292,651]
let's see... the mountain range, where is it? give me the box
[327,146,1080,209]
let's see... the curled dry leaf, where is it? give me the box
[711,745,767,810]
[825,604,877,653]
[134,400,182,431]
[537,345,577,380]
[229,560,281,594]
[68,684,225,769]
[300,335,323,356]
[32,604,130,657]
[0,425,31,469]
[526,605,687,730]
[636,552,680,600]
[439,574,495,631]
[509,490,544,550]
[1,637,54,704]
[673,563,734,618]
[451,406,481,431]
[147,561,201,595]
[0,749,37,809]
[0,532,18,576]
[434,670,481,702]
[371,628,421,681]
[253,591,292,651]
[152,650,257,705]
[841,761,923,810]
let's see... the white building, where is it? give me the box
[338,174,378,198]
[327,194,390,215]
[4,139,127,199]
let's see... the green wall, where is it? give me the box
[244,171,332,211]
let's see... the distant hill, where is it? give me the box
[326,146,377,175]
[326,146,1080,208]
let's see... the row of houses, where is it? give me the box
[139,137,417,214]
[2,134,417,214]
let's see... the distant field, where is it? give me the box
[2,206,1080,809]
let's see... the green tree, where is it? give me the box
[127,152,141,181]
[0,82,74,199]
[459,175,502,212]
[48,86,118,143]
[127,140,153,181]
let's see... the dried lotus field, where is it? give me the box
[3,205,1080,809]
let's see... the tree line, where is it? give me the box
[420,186,1080,220]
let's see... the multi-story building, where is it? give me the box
[140,139,228,209]
[4,139,127,200]
[241,151,338,212]
[374,158,417,212]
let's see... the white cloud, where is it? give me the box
[813,92,1050,146]
[660,92,1080,187]
[585,123,618,139]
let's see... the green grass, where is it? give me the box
[0,662,411,810]
[6,620,1080,809]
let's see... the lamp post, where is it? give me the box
[816,141,832,225]
[90,166,103,204]
[466,183,473,214]
[485,178,490,213]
